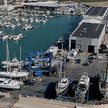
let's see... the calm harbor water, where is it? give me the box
[0,15,81,62]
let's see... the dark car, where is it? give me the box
[87,58,93,63]
[82,61,89,66]
[23,79,35,86]
[88,53,97,60]
[74,59,81,64]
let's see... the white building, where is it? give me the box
[69,6,108,53]
[69,22,105,53]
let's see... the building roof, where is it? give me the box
[72,22,105,39]
[84,6,107,16]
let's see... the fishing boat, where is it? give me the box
[0,78,20,89]
[56,77,69,96]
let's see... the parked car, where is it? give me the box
[88,54,97,60]
[82,60,89,66]
[74,59,81,63]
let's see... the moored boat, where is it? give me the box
[56,77,69,96]
[0,78,20,89]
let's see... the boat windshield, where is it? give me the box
[78,84,87,91]
[7,80,11,84]
[0,81,3,83]
[62,80,67,83]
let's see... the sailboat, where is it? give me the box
[0,41,29,78]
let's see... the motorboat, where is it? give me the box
[99,71,108,98]
[56,77,69,96]
[0,78,20,89]
[11,34,24,41]
[76,73,90,94]
[22,24,33,30]
[11,24,16,29]
[67,49,78,60]
[2,35,9,41]
[47,45,58,56]
[75,72,90,103]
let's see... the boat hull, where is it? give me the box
[0,71,29,78]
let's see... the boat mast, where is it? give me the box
[4,0,7,5]
[59,36,64,78]
[6,39,10,72]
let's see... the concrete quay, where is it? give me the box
[12,96,108,108]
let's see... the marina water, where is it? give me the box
[0,15,81,62]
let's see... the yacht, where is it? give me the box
[22,24,33,30]
[47,45,58,56]
[11,34,24,41]
[11,24,16,29]
[76,73,90,94]
[99,71,108,98]
[67,49,78,60]
[75,73,90,103]
[56,77,69,96]
[0,78,20,89]
[2,35,9,41]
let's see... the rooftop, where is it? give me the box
[72,22,105,38]
[84,6,107,16]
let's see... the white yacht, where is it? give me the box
[11,24,16,29]
[67,49,78,60]
[0,78,20,89]
[11,34,24,41]
[56,77,69,96]
[76,73,90,94]
[99,71,108,97]
[75,73,90,103]
[2,35,9,41]
[47,45,58,56]
[22,24,33,30]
